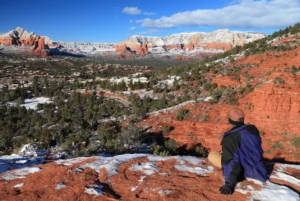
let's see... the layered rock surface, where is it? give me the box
[0,154,299,201]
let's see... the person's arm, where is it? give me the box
[220,133,242,194]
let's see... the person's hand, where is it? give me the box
[219,182,234,195]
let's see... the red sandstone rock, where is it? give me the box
[204,43,233,50]
[173,55,191,62]
[166,44,184,50]
[30,37,51,56]
[0,36,16,46]
[141,44,149,56]
[184,43,195,51]
[115,42,149,58]
[116,43,129,52]
[0,156,298,201]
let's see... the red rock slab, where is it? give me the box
[0,158,117,201]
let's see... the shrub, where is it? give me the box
[203,83,211,91]
[210,83,218,90]
[272,141,283,149]
[228,96,238,105]
[291,137,300,148]
[176,109,189,121]
[120,124,144,151]
[274,77,285,84]
[164,139,178,154]
[195,145,208,157]
[259,130,265,136]
[200,113,210,122]
[161,125,172,136]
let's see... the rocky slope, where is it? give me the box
[0,27,266,59]
[0,154,299,201]
[138,31,300,162]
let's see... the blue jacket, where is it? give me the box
[221,124,269,186]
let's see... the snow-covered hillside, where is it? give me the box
[127,30,266,46]
[0,27,267,58]
[56,42,116,54]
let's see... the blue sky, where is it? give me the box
[1,0,299,42]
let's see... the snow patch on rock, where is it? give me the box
[84,184,103,197]
[2,167,42,180]
[55,157,88,166]
[251,181,299,201]
[55,182,67,190]
[14,183,25,188]
[158,189,172,196]
[130,162,160,175]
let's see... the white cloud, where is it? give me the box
[122,7,142,15]
[130,26,136,30]
[137,0,300,29]
[144,12,156,16]
[137,29,162,35]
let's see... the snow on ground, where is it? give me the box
[174,162,214,176]
[1,167,42,180]
[251,181,299,201]
[55,182,67,190]
[158,189,172,196]
[235,162,300,201]
[0,153,44,174]
[146,96,213,116]
[198,96,213,102]
[21,97,53,110]
[77,155,300,200]
[84,184,103,197]
[7,97,53,110]
[131,176,147,191]
[157,76,181,86]
[14,183,24,188]
[18,144,45,157]
[79,154,148,177]
[0,154,24,161]
[79,154,213,179]
[271,171,300,186]
[55,157,88,166]
[147,155,214,176]
[147,100,195,116]
[275,163,300,171]
[130,162,160,175]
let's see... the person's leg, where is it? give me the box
[208,152,222,168]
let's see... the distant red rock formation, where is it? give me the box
[184,43,195,51]
[0,27,51,56]
[24,36,40,46]
[30,37,51,56]
[0,36,17,46]
[204,43,233,51]
[166,44,184,50]
[116,42,149,58]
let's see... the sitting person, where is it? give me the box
[208,108,269,195]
